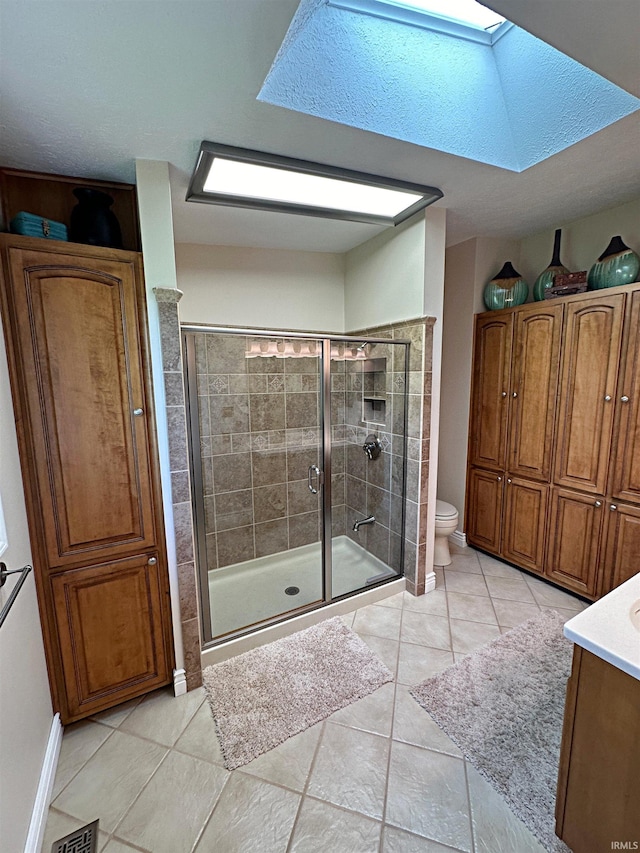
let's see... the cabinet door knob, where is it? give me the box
[148,557,157,565]
[501,391,507,398]
[133,408,144,416]
[604,395,612,402]
[512,392,518,398]
[497,476,502,482]
[594,500,602,507]
[507,478,512,484]
[621,395,630,403]
[610,504,617,511]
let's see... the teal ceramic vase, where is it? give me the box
[588,236,640,290]
[483,262,528,311]
[533,229,569,301]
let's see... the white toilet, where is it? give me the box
[434,500,459,566]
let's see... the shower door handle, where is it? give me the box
[308,465,322,494]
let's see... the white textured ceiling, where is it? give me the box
[0,0,639,252]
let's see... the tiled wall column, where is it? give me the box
[154,287,202,690]
[350,317,435,596]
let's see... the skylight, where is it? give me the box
[259,0,640,172]
[385,0,505,31]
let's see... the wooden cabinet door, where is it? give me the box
[4,244,157,567]
[554,294,624,495]
[508,303,562,481]
[466,467,503,554]
[601,502,640,595]
[469,315,512,471]
[502,476,548,573]
[51,554,172,721]
[546,488,604,597]
[611,290,640,502]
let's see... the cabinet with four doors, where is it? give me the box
[465,283,640,599]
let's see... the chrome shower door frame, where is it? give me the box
[182,325,409,648]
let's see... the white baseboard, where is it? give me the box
[424,571,437,593]
[25,713,63,853]
[173,668,187,696]
[449,529,467,548]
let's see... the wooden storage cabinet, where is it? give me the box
[554,294,624,495]
[508,302,562,481]
[546,488,604,596]
[502,477,548,574]
[469,314,512,471]
[556,647,640,851]
[601,501,640,593]
[0,234,174,722]
[466,283,640,601]
[611,290,640,503]
[51,554,171,717]
[466,466,503,554]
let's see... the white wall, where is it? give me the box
[518,197,640,288]
[344,215,427,330]
[438,236,520,522]
[0,325,52,851]
[422,207,447,574]
[136,159,185,677]
[175,243,345,333]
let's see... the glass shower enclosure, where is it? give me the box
[183,327,409,645]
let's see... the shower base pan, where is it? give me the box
[208,534,399,640]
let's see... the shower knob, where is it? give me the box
[363,435,382,460]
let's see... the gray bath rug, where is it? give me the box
[203,616,393,770]
[410,611,572,853]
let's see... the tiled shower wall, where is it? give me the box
[194,322,432,595]
[194,333,325,567]
[347,318,434,596]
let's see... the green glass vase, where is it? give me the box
[588,236,640,290]
[533,229,569,301]
[484,262,528,311]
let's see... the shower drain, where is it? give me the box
[285,586,300,595]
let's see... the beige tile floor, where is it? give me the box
[43,546,588,853]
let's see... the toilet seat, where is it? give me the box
[435,500,457,520]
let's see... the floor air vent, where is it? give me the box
[51,819,99,853]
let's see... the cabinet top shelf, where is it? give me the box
[476,279,640,318]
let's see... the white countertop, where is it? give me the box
[564,572,640,681]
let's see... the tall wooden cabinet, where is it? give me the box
[0,235,174,723]
[467,301,562,576]
[466,282,640,600]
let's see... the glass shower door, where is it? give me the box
[329,338,408,597]
[184,331,325,642]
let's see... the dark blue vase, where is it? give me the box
[69,188,123,249]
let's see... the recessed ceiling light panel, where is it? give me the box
[187,142,443,226]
